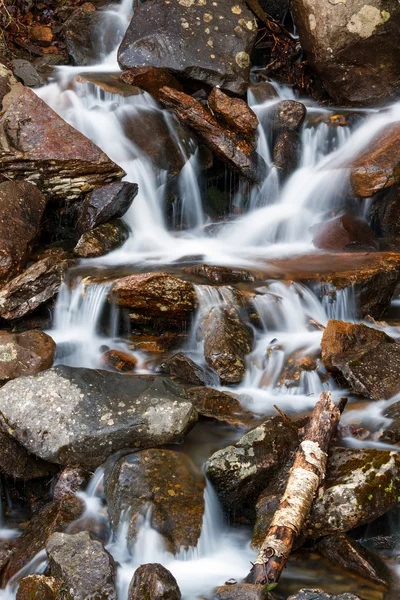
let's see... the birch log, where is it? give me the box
[246,391,347,588]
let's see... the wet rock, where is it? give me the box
[120,66,183,101]
[370,185,400,240]
[183,264,256,284]
[187,386,257,427]
[279,351,319,389]
[350,124,400,197]
[53,468,88,502]
[0,429,58,480]
[317,533,390,587]
[205,416,298,518]
[65,8,124,66]
[0,87,124,200]
[208,87,259,139]
[160,353,212,385]
[273,129,301,181]
[73,220,129,258]
[128,563,181,600]
[159,87,266,184]
[271,99,306,131]
[0,254,70,320]
[0,329,55,381]
[47,531,117,600]
[104,449,205,553]
[0,368,197,468]
[78,181,138,234]
[311,215,379,252]
[0,181,47,283]
[118,0,258,95]
[101,348,138,373]
[11,59,44,87]
[321,320,400,400]
[287,591,362,600]
[199,305,254,384]
[248,81,278,104]
[3,496,85,583]
[212,584,271,599]
[16,575,61,600]
[111,272,197,322]
[76,71,141,97]
[291,0,400,106]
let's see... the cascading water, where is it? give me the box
[3,0,400,598]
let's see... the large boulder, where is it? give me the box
[321,320,400,400]
[0,181,47,283]
[47,532,117,600]
[0,87,124,200]
[159,87,266,184]
[0,329,55,381]
[104,449,205,553]
[0,253,70,320]
[199,305,254,384]
[118,0,258,95]
[311,214,379,252]
[0,368,198,468]
[128,563,181,600]
[77,181,138,235]
[205,416,299,519]
[350,123,400,197]
[291,0,400,106]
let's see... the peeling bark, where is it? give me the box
[245,392,347,588]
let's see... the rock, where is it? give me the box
[199,305,254,384]
[11,59,44,87]
[248,81,278,104]
[159,87,266,184]
[271,99,306,131]
[0,429,58,480]
[187,386,257,427]
[311,215,379,252]
[350,124,400,197]
[273,129,301,181]
[128,563,181,600]
[53,468,88,502]
[205,416,298,518]
[104,449,205,553]
[65,8,123,66]
[16,575,61,600]
[161,353,212,385]
[317,533,390,587]
[183,264,256,284]
[73,220,129,258]
[321,320,400,400]
[3,496,84,583]
[287,591,362,600]
[30,25,53,47]
[212,584,271,599]
[0,329,55,381]
[208,87,259,139]
[111,272,197,322]
[0,60,17,109]
[78,181,138,234]
[0,87,124,200]
[120,66,183,102]
[76,72,141,97]
[101,348,138,373]
[0,254,70,320]
[47,532,117,600]
[370,185,400,239]
[118,0,258,95]
[291,0,400,106]
[0,368,197,468]
[0,181,47,283]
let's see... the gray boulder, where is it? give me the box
[0,368,198,468]
[78,181,138,234]
[128,563,181,600]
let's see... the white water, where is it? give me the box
[3,0,400,597]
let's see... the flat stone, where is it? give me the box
[187,386,258,427]
[11,59,44,87]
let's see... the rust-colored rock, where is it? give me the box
[159,87,266,184]
[121,66,183,101]
[209,87,258,138]
[184,263,256,284]
[0,329,55,381]
[102,348,138,373]
[351,124,400,197]
[311,214,379,252]
[187,386,257,427]
[0,254,70,320]
[0,181,47,283]
[30,25,53,47]
[104,449,205,553]
[17,575,61,600]
[73,220,129,258]
[0,88,124,200]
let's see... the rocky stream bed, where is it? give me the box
[0,0,400,599]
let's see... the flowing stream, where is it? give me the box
[2,1,400,598]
